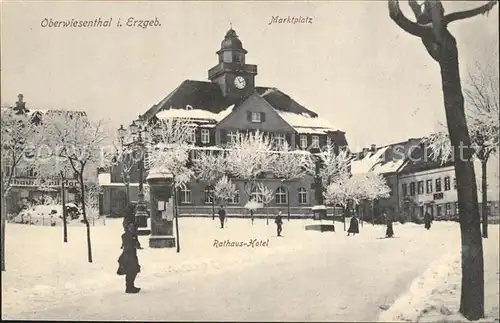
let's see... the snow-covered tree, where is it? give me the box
[38,111,109,263]
[192,150,227,219]
[423,61,499,238]
[226,130,276,221]
[256,182,274,225]
[213,175,237,206]
[111,132,140,205]
[318,145,352,187]
[273,142,315,221]
[1,107,43,271]
[145,117,194,253]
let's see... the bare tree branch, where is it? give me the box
[388,0,432,37]
[444,1,498,25]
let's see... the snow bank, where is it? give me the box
[378,226,499,322]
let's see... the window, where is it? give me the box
[311,135,319,148]
[417,181,424,195]
[2,162,13,177]
[188,128,196,143]
[298,187,307,204]
[251,112,261,123]
[228,190,240,204]
[180,187,191,204]
[28,167,38,178]
[204,186,214,204]
[227,131,238,144]
[402,183,408,196]
[455,202,459,215]
[426,179,433,194]
[409,182,416,196]
[326,136,332,146]
[251,187,263,203]
[201,129,210,144]
[435,178,442,192]
[444,177,451,191]
[275,187,287,204]
[436,204,443,216]
[300,135,308,149]
[446,203,452,216]
[453,178,457,190]
[274,133,286,146]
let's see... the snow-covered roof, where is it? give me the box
[372,159,406,174]
[146,168,174,180]
[156,105,234,123]
[275,110,336,133]
[350,147,388,174]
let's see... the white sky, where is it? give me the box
[1,1,498,150]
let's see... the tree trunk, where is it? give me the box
[1,178,6,271]
[266,206,269,225]
[61,173,68,243]
[481,160,488,239]
[211,193,215,220]
[439,34,483,320]
[343,206,346,231]
[174,186,180,253]
[79,173,93,263]
[287,189,291,222]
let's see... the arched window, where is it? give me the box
[204,186,214,204]
[275,187,287,204]
[298,187,307,204]
[180,186,191,204]
[250,186,263,203]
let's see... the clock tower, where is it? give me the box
[208,28,258,104]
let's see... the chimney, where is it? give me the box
[361,148,369,158]
[370,144,376,152]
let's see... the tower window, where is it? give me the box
[251,112,261,123]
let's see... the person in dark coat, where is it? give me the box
[218,205,226,229]
[122,203,143,249]
[384,212,394,238]
[275,211,283,237]
[118,222,142,293]
[347,215,360,236]
[424,209,433,230]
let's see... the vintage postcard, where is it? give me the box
[1,1,499,321]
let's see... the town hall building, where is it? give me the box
[99,27,348,217]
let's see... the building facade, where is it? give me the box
[1,96,83,215]
[99,27,348,217]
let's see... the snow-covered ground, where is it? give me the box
[379,226,500,323]
[2,218,498,321]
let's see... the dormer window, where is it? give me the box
[251,112,261,123]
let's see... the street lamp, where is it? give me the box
[117,114,151,234]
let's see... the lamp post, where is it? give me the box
[118,115,151,235]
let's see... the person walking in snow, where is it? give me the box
[121,203,143,250]
[117,222,142,294]
[218,205,226,229]
[347,215,359,236]
[384,212,394,238]
[424,208,433,230]
[275,211,283,237]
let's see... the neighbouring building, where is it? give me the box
[1,95,83,214]
[350,138,500,221]
[99,27,348,217]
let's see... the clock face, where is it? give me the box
[234,76,246,89]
